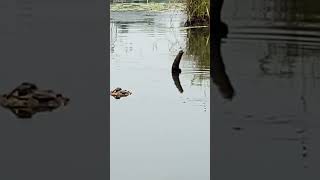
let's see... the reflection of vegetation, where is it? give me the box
[186,28,210,68]
[185,28,210,85]
[259,42,320,79]
[111,3,185,12]
[185,0,209,26]
[259,44,296,78]
[243,0,320,25]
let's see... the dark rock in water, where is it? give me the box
[0,82,69,118]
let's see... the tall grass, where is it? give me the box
[185,0,210,26]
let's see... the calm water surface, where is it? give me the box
[213,0,320,179]
[110,10,210,180]
[0,1,107,179]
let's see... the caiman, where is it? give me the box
[0,82,69,118]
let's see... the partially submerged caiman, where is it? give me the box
[0,82,69,118]
[110,50,184,97]
[110,87,132,99]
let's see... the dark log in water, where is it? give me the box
[172,73,184,93]
[212,0,228,38]
[171,50,184,73]
[211,0,234,99]
[171,50,184,93]
[212,36,235,100]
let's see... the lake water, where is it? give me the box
[2,0,319,179]
[0,1,108,179]
[213,0,320,179]
[110,10,210,180]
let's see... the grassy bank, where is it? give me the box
[185,0,210,26]
[110,1,209,26]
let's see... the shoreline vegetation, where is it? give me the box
[111,3,185,12]
[185,0,209,26]
[110,1,209,26]
[111,2,210,85]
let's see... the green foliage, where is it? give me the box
[185,0,209,26]
[185,28,210,84]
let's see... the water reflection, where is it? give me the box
[185,28,211,86]
[0,83,69,118]
[211,0,235,100]
[171,72,184,93]
[0,1,108,179]
[110,11,211,86]
[111,10,210,180]
[258,42,320,78]
[226,0,320,37]
[213,0,320,178]
[16,0,33,32]
[211,32,235,100]
[171,50,184,93]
